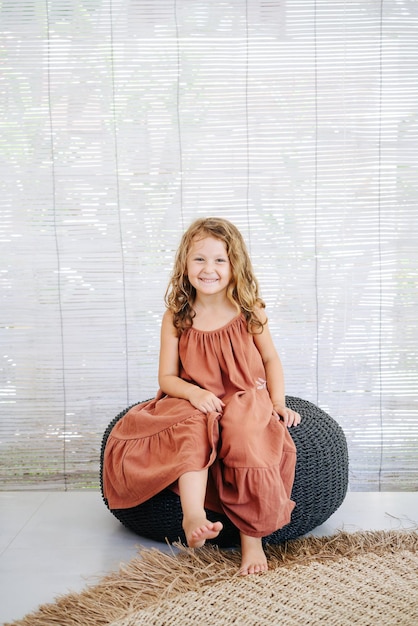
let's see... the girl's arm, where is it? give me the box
[253,308,301,427]
[158,310,225,414]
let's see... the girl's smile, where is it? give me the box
[186,236,232,297]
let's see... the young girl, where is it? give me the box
[103,217,301,575]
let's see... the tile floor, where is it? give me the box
[0,490,417,624]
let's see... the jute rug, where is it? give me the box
[7,530,418,626]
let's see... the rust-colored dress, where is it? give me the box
[103,314,296,538]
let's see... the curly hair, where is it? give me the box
[164,217,266,335]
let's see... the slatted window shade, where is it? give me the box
[1,1,417,491]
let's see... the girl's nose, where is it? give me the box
[202,262,215,273]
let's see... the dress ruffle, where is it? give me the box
[103,395,221,509]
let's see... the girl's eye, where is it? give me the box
[216,258,227,263]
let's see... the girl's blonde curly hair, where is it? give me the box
[165,217,266,335]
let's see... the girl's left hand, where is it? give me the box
[273,406,301,428]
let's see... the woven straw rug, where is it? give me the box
[7,530,418,626]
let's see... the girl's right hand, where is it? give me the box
[188,387,225,414]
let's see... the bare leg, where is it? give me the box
[239,533,268,575]
[178,469,223,548]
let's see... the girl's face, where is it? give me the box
[186,236,232,298]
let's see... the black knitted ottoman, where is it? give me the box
[100,396,348,547]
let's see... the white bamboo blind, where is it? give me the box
[1,0,417,491]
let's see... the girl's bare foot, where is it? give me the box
[239,533,268,575]
[183,518,223,548]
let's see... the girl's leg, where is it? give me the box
[178,469,223,548]
[239,533,268,576]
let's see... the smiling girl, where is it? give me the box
[103,217,300,575]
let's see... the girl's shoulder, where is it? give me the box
[161,309,178,338]
[253,303,267,324]
[162,308,174,323]
[248,303,268,333]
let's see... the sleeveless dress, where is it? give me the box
[103,314,296,538]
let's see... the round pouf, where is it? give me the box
[100,396,348,547]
